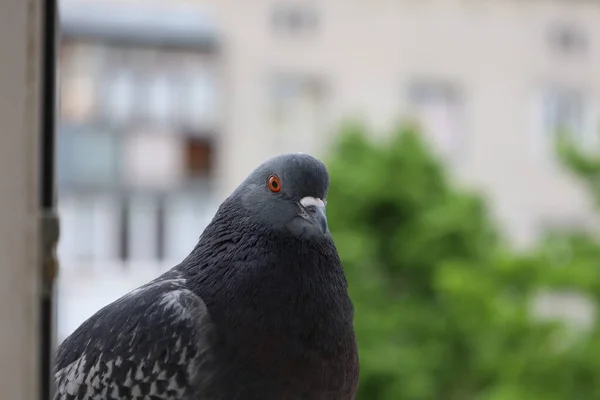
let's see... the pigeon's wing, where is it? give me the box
[53,274,218,400]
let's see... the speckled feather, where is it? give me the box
[53,154,359,400]
[53,270,220,400]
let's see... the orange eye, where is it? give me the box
[267,175,281,192]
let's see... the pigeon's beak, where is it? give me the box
[299,196,328,234]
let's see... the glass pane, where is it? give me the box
[418,102,458,153]
[60,73,96,123]
[186,70,217,126]
[545,87,584,142]
[122,132,183,189]
[105,69,136,123]
[269,76,323,154]
[146,74,173,124]
[407,82,463,157]
[56,194,119,263]
[183,137,213,178]
[57,126,119,187]
[164,193,214,262]
[71,198,96,261]
[127,196,159,261]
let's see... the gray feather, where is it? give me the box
[53,272,218,400]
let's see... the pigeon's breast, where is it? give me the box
[185,222,359,398]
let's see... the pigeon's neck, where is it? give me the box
[179,205,358,391]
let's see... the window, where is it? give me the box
[64,197,96,262]
[183,136,214,179]
[271,4,319,36]
[184,68,218,127]
[60,71,97,123]
[535,85,597,155]
[269,74,327,154]
[145,73,174,125]
[122,132,183,190]
[406,81,465,160]
[548,23,588,57]
[95,46,138,124]
[103,68,136,123]
[118,191,216,264]
[544,87,585,140]
[59,43,99,123]
[57,194,120,263]
[56,125,121,189]
[122,130,214,188]
[126,195,162,261]
[66,43,108,120]
[164,192,215,262]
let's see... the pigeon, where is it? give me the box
[53,153,360,400]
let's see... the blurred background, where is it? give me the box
[55,0,600,398]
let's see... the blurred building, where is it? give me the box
[194,0,600,247]
[58,2,222,269]
[56,0,600,338]
[57,0,600,258]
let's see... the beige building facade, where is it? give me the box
[200,0,600,246]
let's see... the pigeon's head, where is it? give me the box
[232,153,330,240]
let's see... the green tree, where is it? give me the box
[556,135,600,208]
[326,124,600,399]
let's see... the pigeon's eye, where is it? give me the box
[267,175,281,192]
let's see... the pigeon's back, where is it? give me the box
[53,270,221,400]
[53,266,358,400]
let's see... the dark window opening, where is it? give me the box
[548,23,588,56]
[183,136,214,178]
[271,4,319,36]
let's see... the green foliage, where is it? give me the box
[557,136,600,208]
[326,123,600,399]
